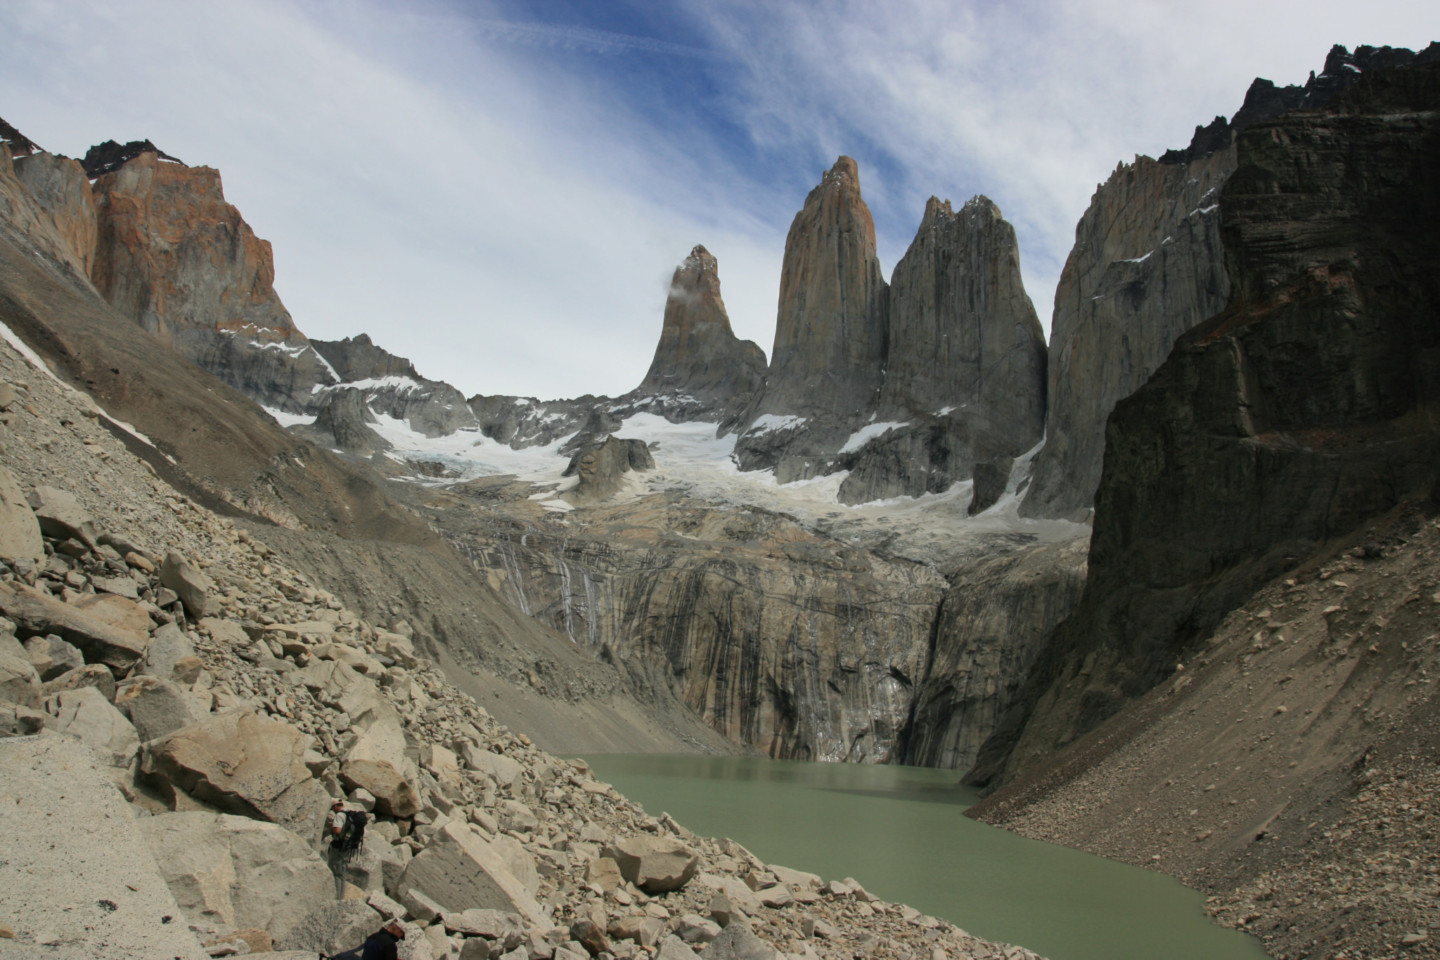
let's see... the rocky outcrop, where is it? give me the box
[87,150,338,410]
[1021,145,1235,521]
[81,138,184,178]
[311,333,420,382]
[631,245,766,421]
[562,435,654,504]
[12,151,97,276]
[838,196,1046,503]
[733,157,887,480]
[1024,43,1438,521]
[975,57,1440,788]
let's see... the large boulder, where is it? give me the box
[605,836,700,894]
[0,464,42,562]
[397,821,547,927]
[160,551,218,619]
[139,811,337,943]
[114,674,210,741]
[339,715,421,818]
[0,646,42,708]
[0,737,208,959]
[27,484,98,548]
[703,923,779,960]
[0,580,150,670]
[142,621,202,681]
[459,742,523,787]
[273,900,382,955]
[41,686,140,768]
[141,709,330,836]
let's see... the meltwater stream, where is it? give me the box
[583,756,1269,960]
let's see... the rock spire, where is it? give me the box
[633,245,766,417]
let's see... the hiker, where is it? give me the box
[328,799,367,854]
[325,918,406,960]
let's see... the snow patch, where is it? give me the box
[745,414,806,436]
[839,421,908,454]
[263,406,316,428]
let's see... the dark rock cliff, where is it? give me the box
[974,58,1440,787]
[838,196,1047,504]
[1023,43,1437,522]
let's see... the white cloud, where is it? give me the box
[2,0,1436,401]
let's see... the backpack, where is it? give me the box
[334,809,366,852]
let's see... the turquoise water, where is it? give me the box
[583,755,1269,960]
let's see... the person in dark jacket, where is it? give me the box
[327,919,405,960]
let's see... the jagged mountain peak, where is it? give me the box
[0,115,41,156]
[81,138,184,179]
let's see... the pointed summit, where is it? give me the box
[632,244,766,418]
[760,155,888,421]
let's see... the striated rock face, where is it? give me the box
[838,196,1046,503]
[0,145,96,286]
[1024,42,1438,522]
[897,539,1087,772]
[88,150,337,410]
[457,495,947,762]
[632,245,766,421]
[976,58,1440,787]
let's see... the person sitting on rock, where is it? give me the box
[326,919,405,960]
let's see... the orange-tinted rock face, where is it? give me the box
[89,152,300,350]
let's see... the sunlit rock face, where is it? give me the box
[87,150,336,411]
[632,245,767,422]
[976,54,1440,788]
[731,156,889,482]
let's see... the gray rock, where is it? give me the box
[25,634,86,681]
[40,686,139,767]
[703,923,779,960]
[27,484,98,548]
[41,662,117,700]
[0,737,208,959]
[673,915,722,943]
[605,836,699,893]
[339,715,421,818]
[459,742,523,787]
[114,674,210,741]
[139,811,337,944]
[396,821,548,928]
[0,580,150,671]
[273,899,381,955]
[141,709,330,837]
[561,435,654,505]
[0,464,42,562]
[143,621,201,681]
[0,648,42,708]
[442,908,524,947]
[967,457,1014,517]
[160,551,218,619]
[656,935,702,960]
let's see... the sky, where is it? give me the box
[2,1,1436,400]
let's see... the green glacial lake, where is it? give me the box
[582,755,1269,960]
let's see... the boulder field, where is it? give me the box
[0,335,1042,959]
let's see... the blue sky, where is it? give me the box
[3,1,1437,399]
